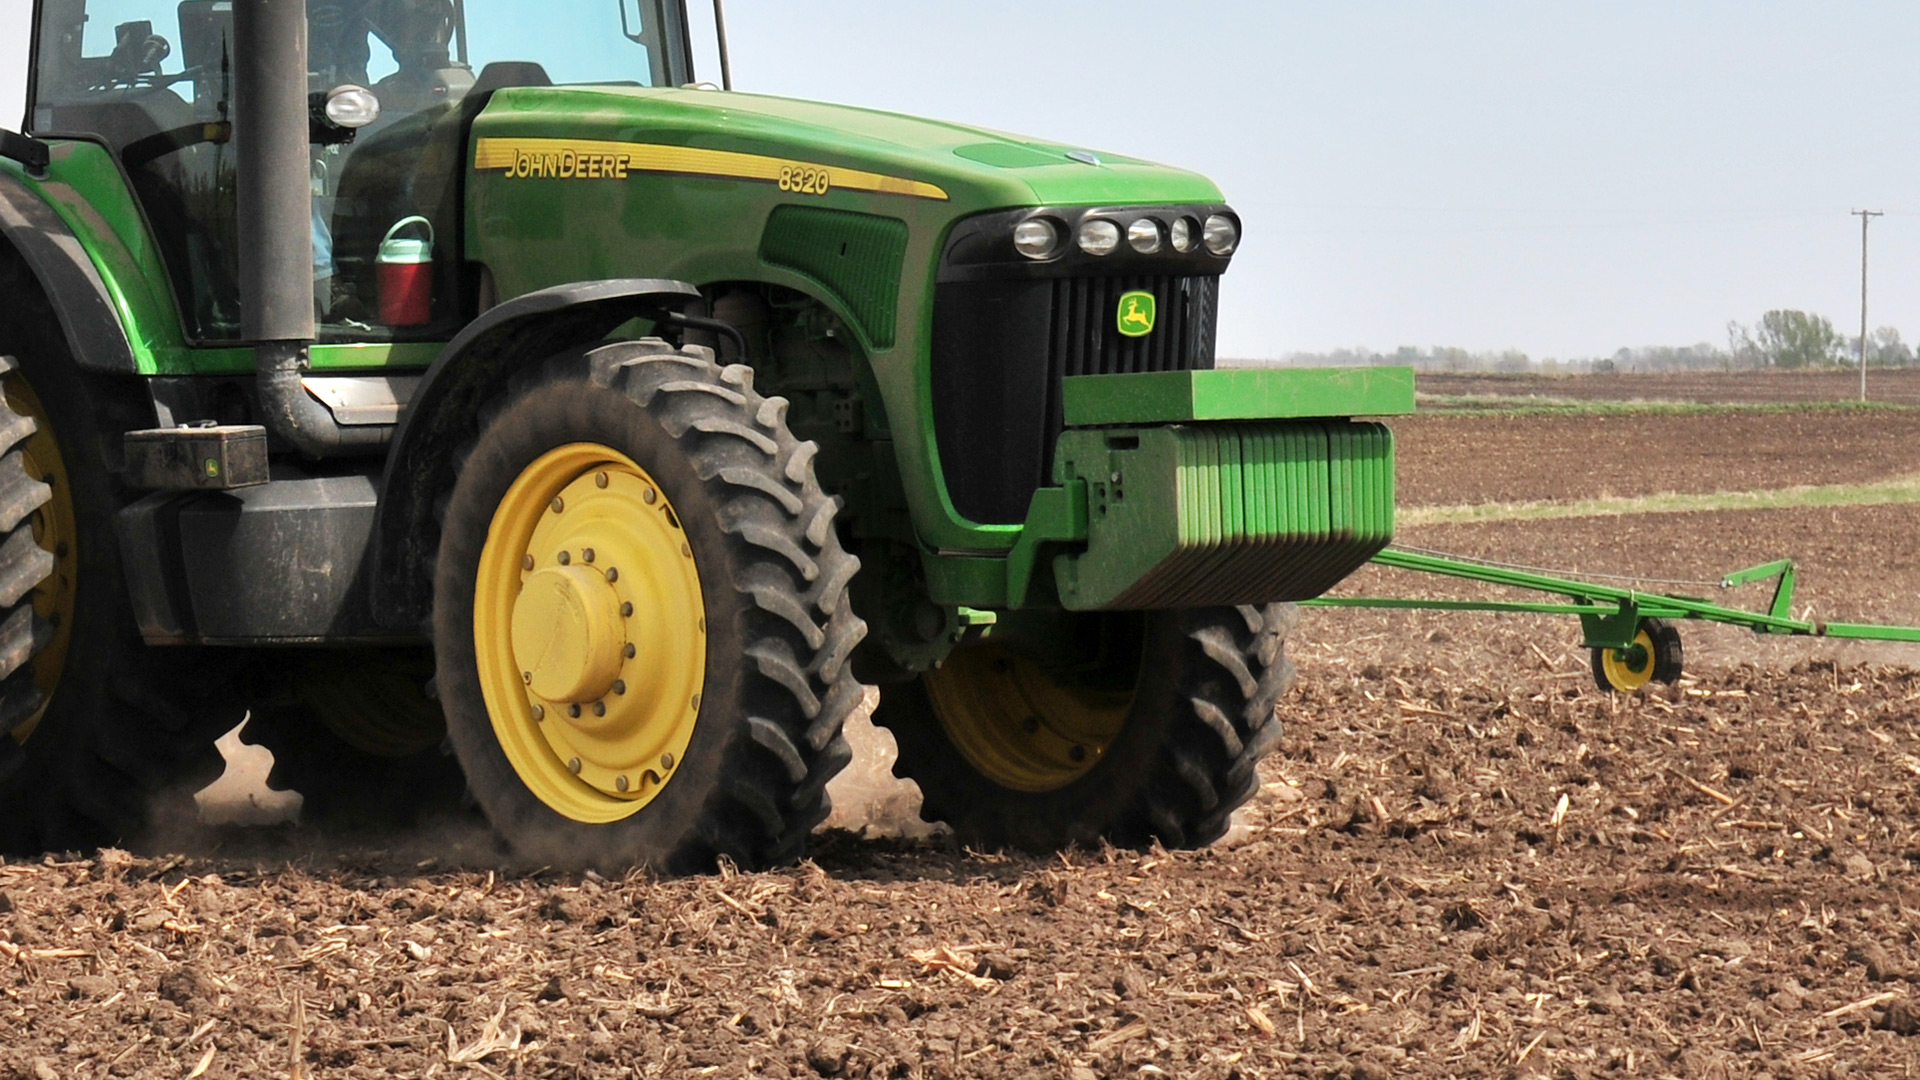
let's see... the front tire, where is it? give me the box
[875,604,1296,851]
[433,341,866,873]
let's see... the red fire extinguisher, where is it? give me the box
[377,216,434,327]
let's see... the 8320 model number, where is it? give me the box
[778,165,832,196]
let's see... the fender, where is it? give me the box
[369,278,704,630]
[0,171,138,373]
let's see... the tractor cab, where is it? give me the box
[26,0,699,342]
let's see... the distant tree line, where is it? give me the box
[1266,310,1914,374]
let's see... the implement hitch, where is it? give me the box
[1306,546,1920,691]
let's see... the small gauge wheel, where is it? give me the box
[1592,618,1684,693]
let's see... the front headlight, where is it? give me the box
[1203,214,1239,256]
[324,85,382,129]
[1013,218,1063,260]
[1076,219,1122,256]
[1127,218,1163,254]
[1170,217,1197,253]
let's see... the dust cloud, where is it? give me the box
[190,690,941,842]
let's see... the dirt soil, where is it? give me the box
[1417,368,1920,407]
[1392,409,1920,508]
[10,381,1920,1078]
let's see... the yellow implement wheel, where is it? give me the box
[475,444,705,823]
[0,369,75,745]
[1598,630,1656,692]
[925,644,1133,793]
[1592,618,1684,693]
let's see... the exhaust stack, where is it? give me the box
[233,0,385,457]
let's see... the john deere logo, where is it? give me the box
[1117,291,1156,338]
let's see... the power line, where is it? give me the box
[1852,210,1884,402]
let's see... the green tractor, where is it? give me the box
[0,0,1408,871]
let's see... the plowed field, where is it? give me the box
[9,373,1920,1079]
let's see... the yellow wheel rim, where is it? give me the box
[475,443,705,823]
[3,372,75,746]
[1600,629,1656,692]
[924,644,1134,793]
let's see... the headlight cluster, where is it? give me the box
[1015,211,1239,262]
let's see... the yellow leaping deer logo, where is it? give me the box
[1116,290,1156,338]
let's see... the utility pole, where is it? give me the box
[1853,209,1884,402]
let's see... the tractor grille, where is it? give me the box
[931,274,1221,525]
[1050,275,1219,377]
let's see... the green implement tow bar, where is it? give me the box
[1306,546,1920,649]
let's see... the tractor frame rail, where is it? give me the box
[1306,547,1920,652]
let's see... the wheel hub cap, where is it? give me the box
[511,566,625,705]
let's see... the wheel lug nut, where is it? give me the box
[644,487,657,505]
[531,704,545,721]
[568,704,581,718]
[521,554,534,571]
[557,551,570,565]
[615,774,629,792]
[592,701,606,717]
[606,568,619,583]
[582,548,595,563]
[568,758,582,774]
[522,671,533,684]
[624,643,636,659]
[660,753,674,770]
[596,471,609,489]
[551,496,564,513]
[1069,744,1087,762]
[690,694,701,711]
[621,602,634,617]
[612,680,626,695]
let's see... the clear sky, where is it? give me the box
[6,1,1920,362]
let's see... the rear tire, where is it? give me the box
[0,257,242,851]
[433,341,866,873]
[875,604,1296,851]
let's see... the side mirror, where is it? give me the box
[0,131,50,178]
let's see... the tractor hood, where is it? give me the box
[471,84,1227,211]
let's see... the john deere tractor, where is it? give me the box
[0,0,1409,870]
